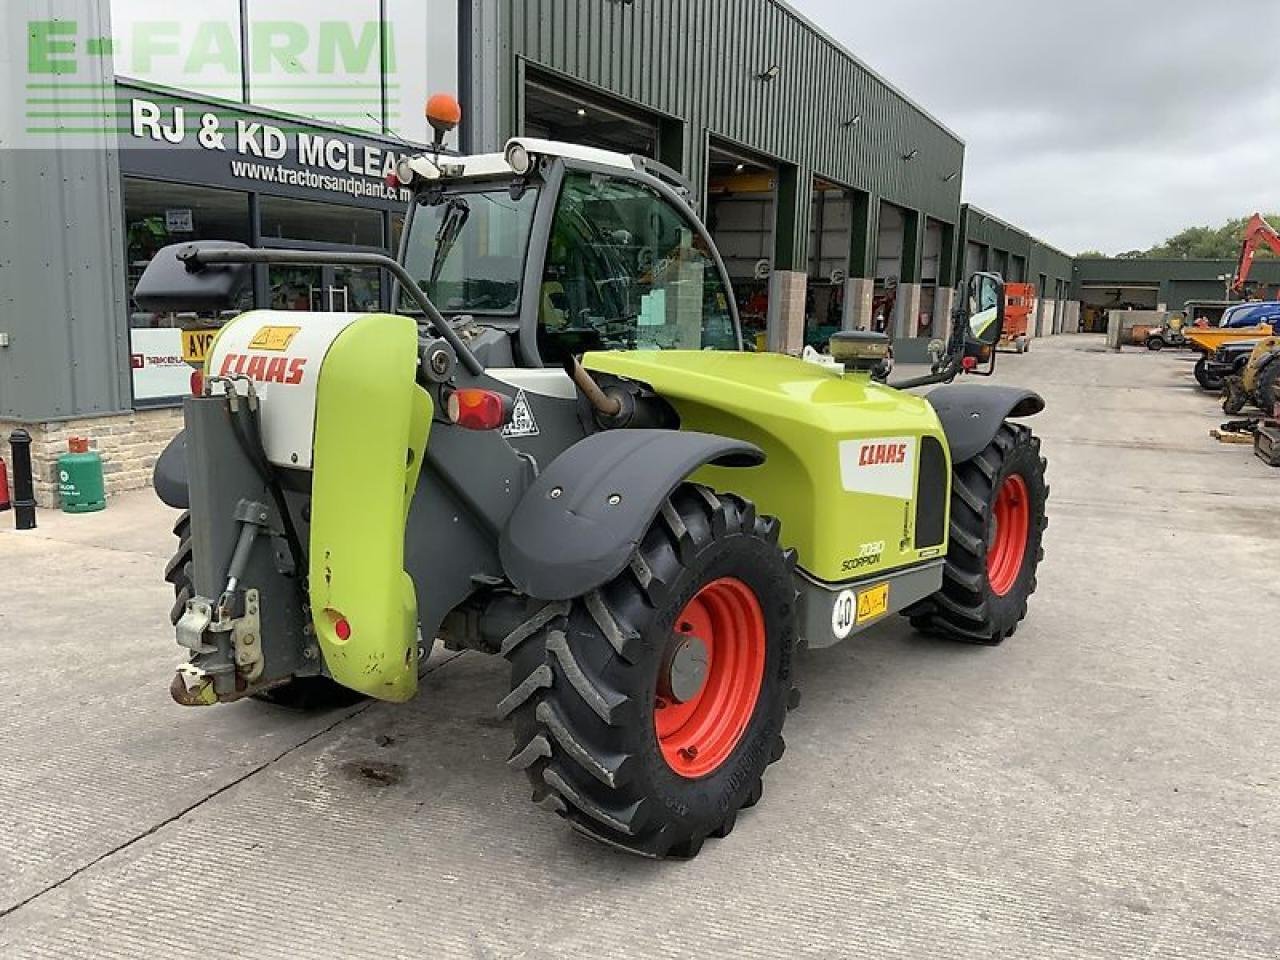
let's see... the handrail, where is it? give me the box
[178,245,484,377]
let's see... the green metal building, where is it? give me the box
[1073,258,1280,329]
[469,0,983,355]
[959,205,1075,335]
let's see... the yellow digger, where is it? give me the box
[1222,336,1280,415]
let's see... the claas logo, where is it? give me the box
[858,442,908,466]
[218,352,307,385]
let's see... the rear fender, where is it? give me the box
[307,314,431,703]
[500,430,764,601]
[926,384,1044,464]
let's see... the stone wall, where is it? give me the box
[0,409,183,509]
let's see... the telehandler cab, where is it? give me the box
[138,103,1049,858]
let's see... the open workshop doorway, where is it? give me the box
[919,218,945,338]
[806,179,850,349]
[705,142,779,350]
[875,202,908,335]
[1079,285,1160,333]
[523,78,660,158]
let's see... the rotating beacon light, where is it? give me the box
[425,93,462,155]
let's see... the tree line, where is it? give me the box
[1078,214,1280,260]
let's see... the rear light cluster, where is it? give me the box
[447,388,513,431]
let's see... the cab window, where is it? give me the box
[537,172,737,363]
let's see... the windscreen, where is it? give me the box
[400,185,539,316]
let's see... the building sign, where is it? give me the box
[129,328,192,401]
[122,93,413,207]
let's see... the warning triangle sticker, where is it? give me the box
[502,389,540,438]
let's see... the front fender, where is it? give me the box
[500,430,763,601]
[926,384,1044,464]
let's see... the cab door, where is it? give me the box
[528,167,743,367]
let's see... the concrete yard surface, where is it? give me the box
[2,335,1278,959]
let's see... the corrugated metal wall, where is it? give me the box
[961,204,1072,293]
[1074,258,1280,286]
[1,0,130,421]
[483,0,966,269]
[1073,257,1280,311]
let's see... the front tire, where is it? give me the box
[1255,354,1280,414]
[501,485,797,858]
[1223,378,1248,415]
[1195,356,1223,392]
[908,423,1048,645]
[1147,336,1165,351]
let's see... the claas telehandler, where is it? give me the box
[136,100,1050,858]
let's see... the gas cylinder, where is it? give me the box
[58,437,106,513]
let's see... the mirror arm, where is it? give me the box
[885,302,967,391]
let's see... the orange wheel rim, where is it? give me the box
[988,474,1030,596]
[654,577,766,779]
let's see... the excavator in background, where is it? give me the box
[1232,214,1280,298]
[1217,215,1280,407]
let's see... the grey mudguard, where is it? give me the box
[500,430,765,601]
[154,430,189,510]
[925,384,1045,464]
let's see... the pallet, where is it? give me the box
[1255,422,1280,466]
[1211,429,1255,445]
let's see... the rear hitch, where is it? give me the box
[171,498,274,706]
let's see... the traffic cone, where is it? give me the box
[0,457,10,512]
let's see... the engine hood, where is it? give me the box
[583,350,949,584]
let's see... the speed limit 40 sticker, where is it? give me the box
[831,583,891,640]
[832,590,858,640]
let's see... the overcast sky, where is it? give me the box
[787,0,1280,255]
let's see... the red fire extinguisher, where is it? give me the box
[0,456,11,512]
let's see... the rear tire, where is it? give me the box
[501,485,797,858]
[1146,336,1165,351]
[165,511,362,710]
[907,423,1048,645]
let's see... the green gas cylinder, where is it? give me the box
[58,437,106,513]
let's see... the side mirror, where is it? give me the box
[966,272,1006,345]
[962,271,1005,376]
[133,241,252,314]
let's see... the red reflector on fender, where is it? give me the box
[190,369,205,396]
[447,389,512,431]
[324,608,352,642]
[962,356,978,371]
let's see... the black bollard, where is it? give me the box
[8,429,36,530]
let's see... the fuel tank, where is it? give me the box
[584,351,952,584]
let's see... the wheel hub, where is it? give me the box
[661,631,710,704]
